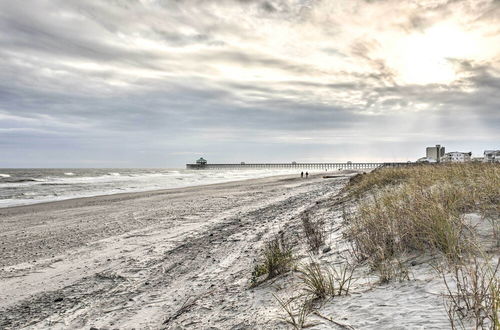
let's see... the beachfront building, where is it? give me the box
[483,150,500,163]
[196,157,207,165]
[426,144,445,162]
[441,152,472,163]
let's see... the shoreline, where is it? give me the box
[0,172,309,214]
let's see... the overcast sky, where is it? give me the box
[0,0,499,167]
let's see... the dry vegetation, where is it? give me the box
[343,163,499,328]
[345,163,499,263]
[274,294,315,329]
[252,222,354,327]
[442,256,500,329]
[273,261,355,329]
[299,262,355,300]
[301,212,326,253]
[251,233,295,286]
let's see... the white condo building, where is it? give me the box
[441,152,472,163]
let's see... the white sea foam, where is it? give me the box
[0,173,11,178]
[0,168,305,208]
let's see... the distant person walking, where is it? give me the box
[305,172,309,179]
[301,171,304,178]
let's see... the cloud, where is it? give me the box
[0,0,498,167]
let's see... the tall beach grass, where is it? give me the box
[343,163,499,328]
[344,163,499,264]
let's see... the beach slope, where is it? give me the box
[0,173,348,329]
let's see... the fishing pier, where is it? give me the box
[186,158,409,170]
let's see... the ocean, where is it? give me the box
[0,168,300,208]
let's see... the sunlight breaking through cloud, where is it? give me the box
[0,0,499,166]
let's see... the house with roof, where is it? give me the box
[483,150,500,163]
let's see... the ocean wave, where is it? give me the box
[1,178,38,183]
[40,183,71,186]
[0,174,11,178]
[0,168,300,208]
[64,172,75,176]
[17,192,37,197]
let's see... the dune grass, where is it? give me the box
[251,233,295,286]
[442,256,500,329]
[345,163,499,267]
[274,294,314,329]
[299,262,336,300]
[274,261,355,329]
[299,262,355,300]
[343,163,499,327]
[301,212,326,254]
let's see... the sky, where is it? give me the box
[0,0,499,168]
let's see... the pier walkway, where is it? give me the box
[186,162,410,170]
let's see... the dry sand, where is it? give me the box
[0,172,452,329]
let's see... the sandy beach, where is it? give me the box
[1,173,352,329]
[2,169,476,330]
